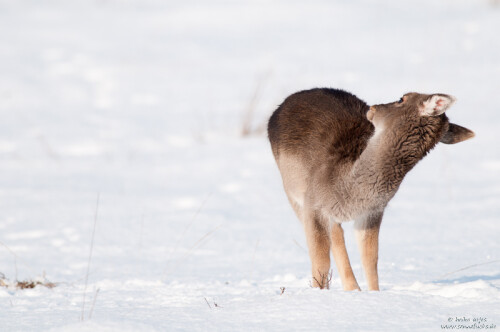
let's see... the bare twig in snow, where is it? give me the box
[311,270,333,289]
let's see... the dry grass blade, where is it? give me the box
[241,70,271,137]
[249,239,260,280]
[204,297,212,309]
[292,239,308,254]
[166,193,212,266]
[88,288,101,320]
[164,223,223,277]
[179,224,222,260]
[0,240,38,280]
[437,259,500,279]
[81,193,100,321]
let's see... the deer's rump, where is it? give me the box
[268,88,373,165]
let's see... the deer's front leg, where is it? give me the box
[355,212,383,291]
[330,222,360,291]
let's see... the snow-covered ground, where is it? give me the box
[1,0,499,331]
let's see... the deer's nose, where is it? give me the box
[367,106,376,121]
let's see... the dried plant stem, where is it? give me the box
[437,259,500,279]
[311,270,333,289]
[177,224,222,262]
[81,193,100,321]
[88,288,100,320]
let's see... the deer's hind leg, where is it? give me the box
[302,210,331,289]
[278,154,331,288]
[285,193,331,288]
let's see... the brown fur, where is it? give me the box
[268,88,474,290]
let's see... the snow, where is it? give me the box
[1,0,499,331]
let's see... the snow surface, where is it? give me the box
[1,0,499,331]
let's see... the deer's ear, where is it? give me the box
[440,123,475,144]
[419,94,456,116]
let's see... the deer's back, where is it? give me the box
[268,88,372,167]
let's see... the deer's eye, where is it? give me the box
[398,97,404,104]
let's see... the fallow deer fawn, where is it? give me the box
[268,88,474,290]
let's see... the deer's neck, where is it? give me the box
[347,129,425,208]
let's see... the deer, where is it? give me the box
[267,88,474,291]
